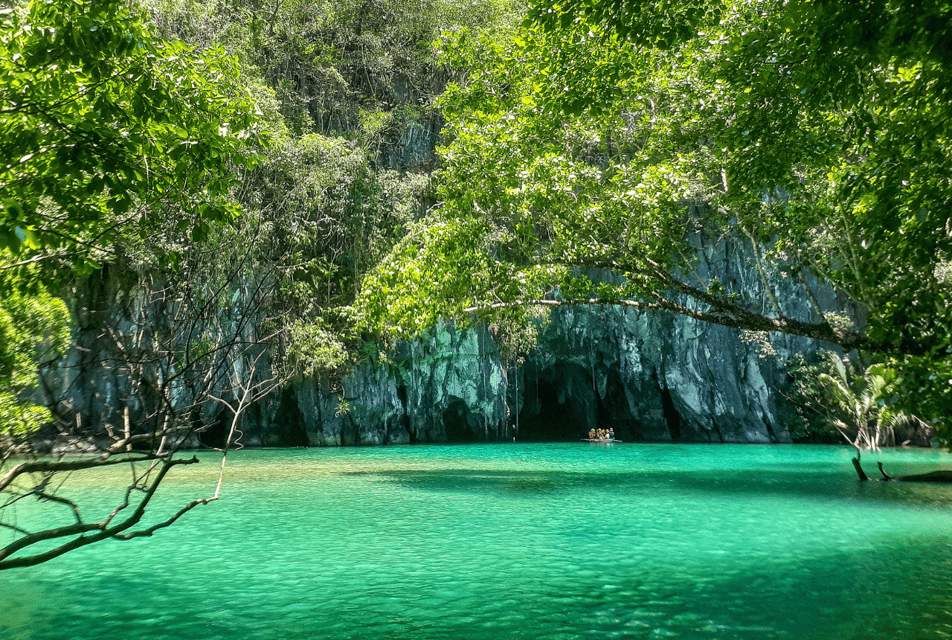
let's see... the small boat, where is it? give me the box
[582,439,622,444]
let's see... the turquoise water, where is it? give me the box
[2,443,952,639]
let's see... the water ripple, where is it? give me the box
[2,443,951,640]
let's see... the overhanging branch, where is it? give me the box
[0,456,200,570]
[0,454,159,494]
[463,294,868,350]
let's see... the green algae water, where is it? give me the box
[2,443,952,640]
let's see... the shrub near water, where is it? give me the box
[783,351,932,449]
[0,263,70,437]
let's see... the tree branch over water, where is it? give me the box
[0,206,286,571]
[0,456,200,569]
[360,0,952,434]
[461,292,862,350]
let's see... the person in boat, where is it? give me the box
[608,428,615,441]
[589,428,596,440]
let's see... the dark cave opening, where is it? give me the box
[517,371,593,441]
[198,410,227,449]
[443,399,480,442]
[269,387,310,447]
[397,384,415,443]
[659,384,682,441]
[596,368,637,441]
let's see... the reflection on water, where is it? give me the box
[2,443,952,640]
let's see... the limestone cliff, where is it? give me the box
[275,231,856,446]
[511,231,856,444]
[38,231,862,446]
[245,324,511,447]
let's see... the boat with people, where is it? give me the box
[584,428,621,443]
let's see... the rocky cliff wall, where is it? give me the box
[41,233,860,446]
[493,231,856,444]
[239,323,512,447]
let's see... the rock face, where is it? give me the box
[501,232,859,444]
[242,324,513,447]
[511,232,857,444]
[261,231,863,444]
[40,233,861,446]
[517,304,791,443]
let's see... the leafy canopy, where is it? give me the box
[0,0,265,271]
[0,257,69,437]
[359,0,952,429]
[519,0,952,354]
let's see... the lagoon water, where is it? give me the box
[2,443,952,639]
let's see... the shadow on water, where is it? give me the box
[7,481,950,640]
[337,465,952,509]
[5,444,952,640]
[341,468,596,496]
[553,533,952,640]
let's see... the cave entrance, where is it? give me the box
[517,364,596,441]
[597,367,638,441]
[442,399,481,442]
[268,387,311,446]
[198,410,227,449]
[659,384,682,441]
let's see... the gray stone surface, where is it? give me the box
[39,234,858,446]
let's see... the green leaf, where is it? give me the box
[1,199,23,221]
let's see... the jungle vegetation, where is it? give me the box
[1,0,950,566]
[360,0,952,435]
[0,0,518,568]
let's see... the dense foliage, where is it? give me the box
[1,0,522,426]
[132,0,522,375]
[0,0,523,568]
[0,259,69,437]
[0,0,264,272]
[359,0,952,433]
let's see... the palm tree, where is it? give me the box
[816,354,922,454]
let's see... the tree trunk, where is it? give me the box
[878,462,952,483]
[852,457,869,481]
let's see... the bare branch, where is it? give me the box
[32,491,84,525]
[0,456,199,570]
[0,455,159,494]
[111,494,218,540]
